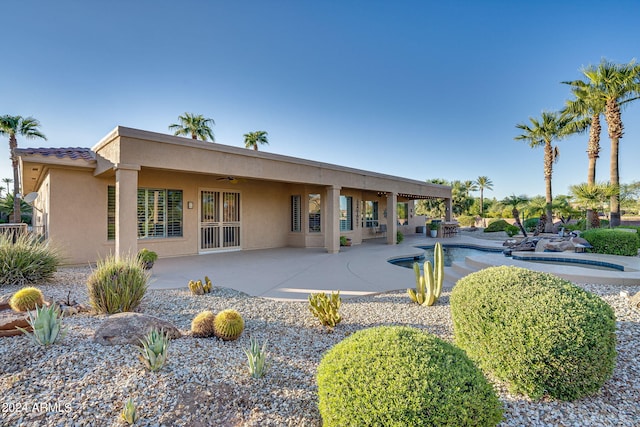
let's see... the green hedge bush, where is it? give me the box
[456,215,476,227]
[317,326,503,426]
[523,217,539,232]
[483,219,519,236]
[581,229,638,256]
[450,266,616,401]
[615,226,640,248]
[0,233,62,287]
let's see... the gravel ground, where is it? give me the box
[1,267,639,427]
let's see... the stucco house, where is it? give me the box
[16,126,452,265]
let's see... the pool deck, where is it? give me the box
[148,231,640,301]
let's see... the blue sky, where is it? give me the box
[2,0,639,200]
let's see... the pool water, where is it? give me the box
[390,245,503,268]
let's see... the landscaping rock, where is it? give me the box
[630,292,640,310]
[0,309,32,337]
[94,312,182,346]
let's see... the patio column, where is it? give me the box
[445,197,453,221]
[115,164,140,260]
[386,192,397,245]
[325,185,341,254]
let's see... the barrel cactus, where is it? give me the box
[213,309,244,341]
[10,287,45,312]
[191,310,216,337]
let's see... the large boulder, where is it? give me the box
[94,312,182,346]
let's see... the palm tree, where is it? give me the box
[515,111,574,232]
[168,113,215,141]
[570,182,618,228]
[0,178,11,198]
[579,59,640,226]
[243,131,269,151]
[0,115,47,222]
[474,176,493,224]
[562,78,605,227]
[501,194,529,237]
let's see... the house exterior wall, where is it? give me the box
[47,169,112,264]
[18,126,452,264]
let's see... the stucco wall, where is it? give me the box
[48,169,112,264]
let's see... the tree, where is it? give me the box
[578,59,640,227]
[474,176,493,224]
[515,111,574,232]
[168,113,215,141]
[0,115,47,222]
[501,194,529,237]
[570,182,618,229]
[243,130,269,151]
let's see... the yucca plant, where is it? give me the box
[0,233,62,287]
[17,304,67,346]
[87,254,149,314]
[309,291,342,328]
[138,328,169,372]
[120,397,139,425]
[243,337,269,378]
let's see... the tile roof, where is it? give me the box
[16,147,95,161]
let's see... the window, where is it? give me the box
[309,193,321,232]
[340,195,352,231]
[107,186,116,240]
[291,195,301,232]
[397,202,409,226]
[107,186,183,240]
[362,200,378,228]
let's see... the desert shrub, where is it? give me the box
[484,219,518,236]
[396,231,404,244]
[0,233,62,287]
[456,215,476,227]
[523,217,539,232]
[581,229,638,256]
[451,266,616,401]
[317,326,503,426]
[9,286,45,311]
[86,254,149,314]
[565,219,585,232]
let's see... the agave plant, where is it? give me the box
[120,397,139,425]
[17,304,67,346]
[138,328,169,372]
[243,337,269,379]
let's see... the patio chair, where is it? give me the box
[376,224,387,237]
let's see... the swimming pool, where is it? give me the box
[390,245,627,272]
[511,255,625,271]
[389,245,503,268]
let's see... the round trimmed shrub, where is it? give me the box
[451,266,616,401]
[191,310,216,337]
[9,286,45,312]
[213,309,244,341]
[317,326,503,426]
[86,254,149,314]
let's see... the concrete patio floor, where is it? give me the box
[148,231,640,301]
